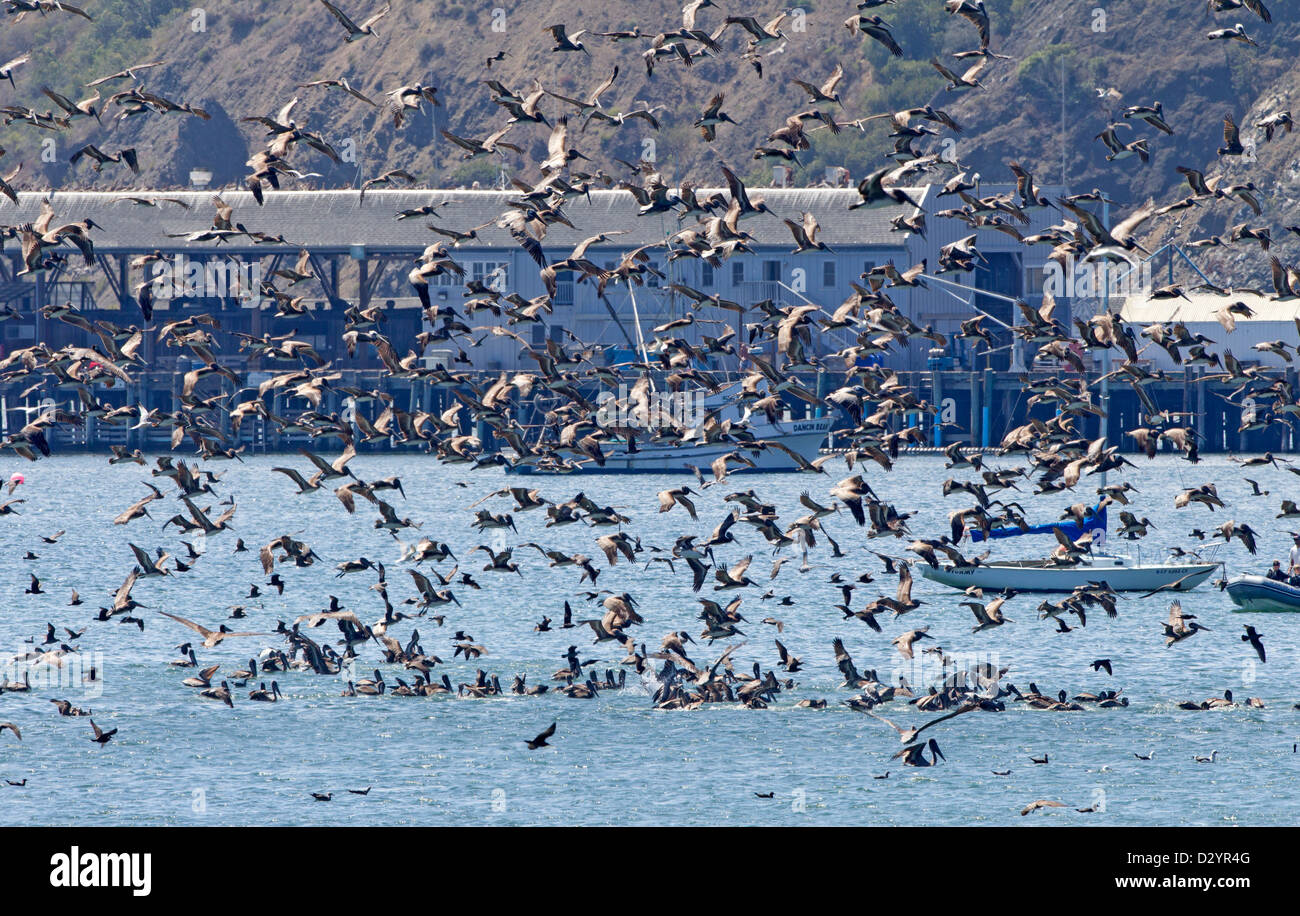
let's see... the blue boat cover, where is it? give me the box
[970,505,1107,543]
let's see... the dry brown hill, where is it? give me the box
[0,0,1297,278]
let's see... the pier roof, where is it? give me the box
[1121,290,1300,325]
[3,187,926,256]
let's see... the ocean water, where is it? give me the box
[0,451,1296,826]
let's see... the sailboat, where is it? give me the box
[508,380,832,474]
[508,281,831,474]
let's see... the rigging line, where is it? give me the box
[626,283,654,389]
[774,278,817,307]
[597,289,639,351]
[923,273,1016,330]
[773,278,847,354]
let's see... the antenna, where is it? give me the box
[1099,194,1112,488]
[1060,56,1067,188]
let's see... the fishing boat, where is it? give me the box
[919,553,1219,593]
[1225,575,1300,612]
[919,503,1218,593]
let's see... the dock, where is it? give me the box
[8,365,1290,458]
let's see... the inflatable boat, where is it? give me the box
[1225,574,1300,612]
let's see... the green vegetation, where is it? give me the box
[27,0,191,93]
[1015,44,1075,97]
[0,0,191,177]
[447,157,504,187]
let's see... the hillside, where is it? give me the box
[0,0,1298,278]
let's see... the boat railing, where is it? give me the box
[1193,543,1225,567]
[1127,543,1224,568]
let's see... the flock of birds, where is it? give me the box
[0,0,1295,820]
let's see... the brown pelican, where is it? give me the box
[384,84,440,128]
[1206,22,1258,45]
[693,94,735,142]
[930,55,988,91]
[546,23,589,53]
[248,682,282,702]
[784,212,833,254]
[318,0,389,41]
[200,680,234,707]
[158,612,269,648]
[181,665,221,689]
[0,54,29,89]
[1021,799,1068,816]
[850,166,922,210]
[844,15,904,56]
[723,12,788,49]
[867,702,977,743]
[1208,0,1270,20]
[86,59,164,86]
[68,142,138,173]
[790,63,845,107]
[945,0,990,47]
[892,738,945,766]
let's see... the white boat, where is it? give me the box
[1225,574,1300,612]
[510,415,833,474]
[919,554,1219,593]
[508,381,833,474]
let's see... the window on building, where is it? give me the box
[732,261,744,286]
[531,324,546,345]
[1024,267,1046,296]
[555,274,574,306]
[702,263,715,288]
[822,260,836,288]
[646,260,660,288]
[549,324,565,343]
[471,261,509,293]
[762,260,781,283]
[974,252,1023,299]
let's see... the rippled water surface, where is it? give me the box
[0,452,1296,825]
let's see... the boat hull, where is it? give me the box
[1226,575,1300,612]
[919,558,1218,593]
[508,418,832,474]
